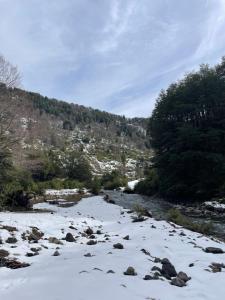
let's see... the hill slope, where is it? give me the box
[0,84,151,178]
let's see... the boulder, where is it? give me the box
[124,266,137,276]
[65,233,75,242]
[171,277,186,287]
[0,249,9,258]
[113,243,124,249]
[53,250,60,256]
[177,271,191,282]
[6,237,17,244]
[161,258,177,279]
[87,240,97,245]
[205,247,224,254]
[48,237,63,245]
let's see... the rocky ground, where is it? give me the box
[0,196,225,300]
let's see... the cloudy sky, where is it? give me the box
[0,0,225,117]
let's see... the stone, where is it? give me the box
[113,243,124,249]
[96,230,102,235]
[0,249,9,258]
[205,247,224,254]
[189,263,194,267]
[161,258,177,279]
[124,266,137,276]
[84,253,92,257]
[53,250,60,256]
[48,237,63,245]
[123,235,130,240]
[28,228,44,241]
[171,277,186,287]
[65,233,75,242]
[89,234,96,239]
[132,216,146,223]
[87,240,97,245]
[107,270,115,274]
[151,266,162,273]
[1,225,17,232]
[6,237,17,244]
[143,275,153,280]
[85,227,93,235]
[0,258,30,269]
[177,271,191,282]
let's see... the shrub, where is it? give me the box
[101,170,128,190]
[134,169,158,196]
[167,208,213,235]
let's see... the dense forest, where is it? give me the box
[136,57,225,202]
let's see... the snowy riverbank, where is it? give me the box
[0,196,225,300]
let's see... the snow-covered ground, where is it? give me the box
[0,196,225,300]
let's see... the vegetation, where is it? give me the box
[141,58,225,201]
[101,170,128,190]
[168,208,213,235]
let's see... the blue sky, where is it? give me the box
[0,0,225,117]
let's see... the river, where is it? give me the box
[105,190,225,240]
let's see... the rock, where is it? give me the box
[189,263,194,267]
[161,258,177,279]
[205,247,224,254]
[26,252,35,257]
[154,257,161,263]
[151,266,162,273]
[53,250,60,256]
[84,253,92,257]
[141,248,150,256]
[113,243,124,249]
[65,233,75,242]
[48,237,63,245]
[96,230,102,235]
[6,237,17,244]
[143,275,153,280]
[30,247,41,253]
[171,277,186,287]
[89,234,96,239]
[69,226,76,230]
[177,271,191,282]
[0,249,9,258]
[85,227,93,235]
[132,216,146,223]
[123,235,130,240]
[0,258,30,269]
[87,240,97,245]
[124,266,137,276]
[107,270,115,274]
[28,228,44,241]
[1,225,17,232]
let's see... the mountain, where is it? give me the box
[0,83,152,178]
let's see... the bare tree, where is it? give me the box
[0,54,21,88]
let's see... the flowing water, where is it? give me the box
[105,190,225,240]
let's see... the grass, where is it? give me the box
[168,208,213,235]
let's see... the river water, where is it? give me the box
[105,190,225,240]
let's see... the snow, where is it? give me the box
[204,201,225,211]
[128,179,140,190]
[45,188,79,196]
[0,196,225,300]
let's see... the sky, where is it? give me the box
[0,0,225,118]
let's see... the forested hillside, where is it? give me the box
[0,83,151,183]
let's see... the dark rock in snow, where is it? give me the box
[0,249,9,258]
[85,227,94,235]
[143,274,153,280]
[123,235,130,240]
[65,233,75,242]
[177,271,191,282]
[151,266,162,273]
[171,277,186,287]
[48,237,63,245]
[132,216,147,223]
[0,258,30,269]
[124,266,137,276]
[107,270,115,274]
[113,243,124,249]
[205,247,224,254]
[6,237,17,244]
[87,240,97,245]
[161,258,177,279]
[53,250,60,256]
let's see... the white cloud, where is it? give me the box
[0,0,225,117]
